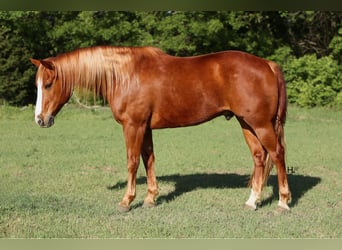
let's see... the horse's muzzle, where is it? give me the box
[36,115,55,128]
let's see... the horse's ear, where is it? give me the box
[29,58,55,70]
[40,60,55,70]
[30,58,41,67]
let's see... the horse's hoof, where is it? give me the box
[118,203,130,213]
[275,201,290,214]
[274,205,290,215]
[244,203,257,211]
[142,201,155,209]
[277,201,290,212]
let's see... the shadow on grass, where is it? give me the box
[262,174,321,208]
[108,172,321,209]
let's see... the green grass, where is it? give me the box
[0,105,341,238]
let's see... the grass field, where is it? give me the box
[0,105,341,238]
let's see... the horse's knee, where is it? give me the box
[253,151,266,166]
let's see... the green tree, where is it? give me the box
[329,27,342,64]
[0,11,45,105]
[1,11,341,107]
[276,11,342,57]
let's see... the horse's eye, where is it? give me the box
[45,82,53,90]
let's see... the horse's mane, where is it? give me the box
[51,46,162,99]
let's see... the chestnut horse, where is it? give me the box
[30,46,291,212]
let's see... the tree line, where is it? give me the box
[0,11,341,108]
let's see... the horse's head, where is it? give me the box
[30,58,70,128]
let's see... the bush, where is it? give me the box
[270,47,342,108]
[332,91,342,110]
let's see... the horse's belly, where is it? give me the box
[150,105,227,129]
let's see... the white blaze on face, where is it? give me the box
[35,77,43,124]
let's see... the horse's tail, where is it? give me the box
[262,61,287,186]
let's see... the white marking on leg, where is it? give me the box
[35,77,43,125]
[245,189,260,210]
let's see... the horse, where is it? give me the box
[30,45,291,212]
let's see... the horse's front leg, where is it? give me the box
[118,123,147,212]
[141,127,158,208]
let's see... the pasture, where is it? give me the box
[0,105,341,238]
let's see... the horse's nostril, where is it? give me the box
[48,116,55,127]
[37,118,44,127]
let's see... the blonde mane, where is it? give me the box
[51,46,160,100]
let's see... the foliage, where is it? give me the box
[329,27,342,64]
[269,47,342,108]
[0,11,341,108]
[0,12,36,105]
[276,11,342,57]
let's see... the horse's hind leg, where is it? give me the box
[254,124,291,211]
[141,127,159,208]
[237,118,266,210]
